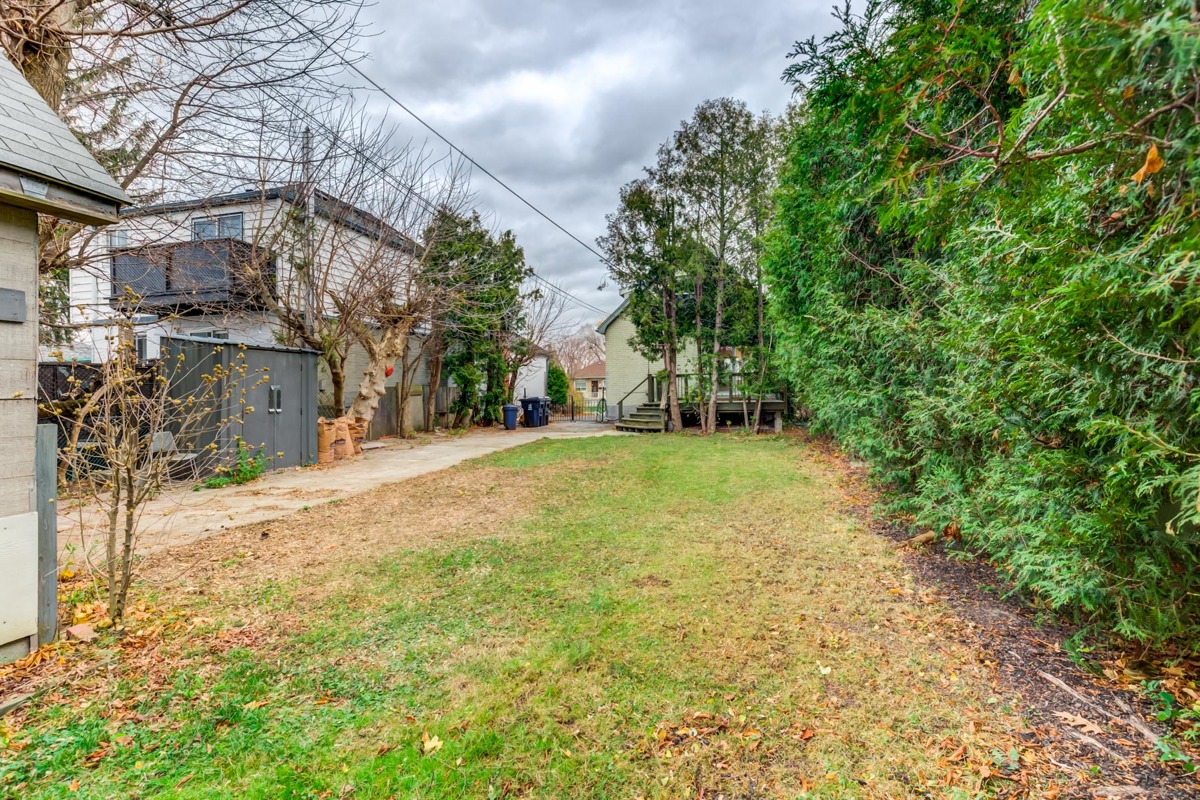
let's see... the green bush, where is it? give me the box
[195,441,267,490]
[547,362,570,405]
[766,0,1200,645]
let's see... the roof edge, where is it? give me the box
[596,298,629,335]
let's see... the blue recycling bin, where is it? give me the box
[502,404,519,430]
[520,396,540,427]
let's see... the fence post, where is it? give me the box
[570,397,575,422]
[36,424,57,646]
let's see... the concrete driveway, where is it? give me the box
[57,420,619,564]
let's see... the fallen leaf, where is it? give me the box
[1052,711,1103,735]
[64,624,98,643]
[1132,143,1164,185]
[422,731,443,755]
[800,728,815,740]
[242,700,268,710]
[818,665,832,676]
[69,778,80,791]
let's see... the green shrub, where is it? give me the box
[195,441,268,490]
[547,362,570,405]
[767,0,1200,645]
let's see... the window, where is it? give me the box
[591,380,600,395]
[134,334,148,362]
[574,380,586,391]
[106,229,129,249]
[191,329,229,340]
[192,212,243,241]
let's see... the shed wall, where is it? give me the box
[0,204,38,652]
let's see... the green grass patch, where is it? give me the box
[2,435,1032,798]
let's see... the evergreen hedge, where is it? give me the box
[766,0,1200,644]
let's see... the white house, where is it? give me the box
[0,56,128,661]
[513,347,549,400]
[64,186,425,414]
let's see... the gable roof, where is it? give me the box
[573,360,605,380]
[596,297,629,335]
[0,56,129,223]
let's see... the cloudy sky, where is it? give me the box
[358,2,840,328]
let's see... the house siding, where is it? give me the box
[0,203,40,655]
[603,312,659,419]
[602,306,698,419]
[320,335,429,415]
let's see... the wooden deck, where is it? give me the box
[615,372,788,432]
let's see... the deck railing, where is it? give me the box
[648,372,784,406]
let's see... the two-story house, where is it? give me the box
[65,185,427,414]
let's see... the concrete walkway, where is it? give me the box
[58,420,618,563]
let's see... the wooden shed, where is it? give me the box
[0,56,128,662]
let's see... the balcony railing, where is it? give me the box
[109,238,275,312]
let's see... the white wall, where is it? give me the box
[514,355,548,399]
[66,193,415,363]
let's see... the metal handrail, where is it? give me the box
[616,375,651,422]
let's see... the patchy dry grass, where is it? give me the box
[1,435,1044,798]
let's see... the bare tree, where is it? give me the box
[504,286,568,398]
[196,103,470,426]
[0,0,366,321]
[551,325,606,377]
[47,318,266,621]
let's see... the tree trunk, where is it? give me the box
[327,355,346,416]
[751,261,766,433]
[663,289,682,432]
[348,324,410,423]
[424,327,443,432]
[707,272,725,435]
[397,337,413,438]
[8,2,74,111]
[693,275,707,433]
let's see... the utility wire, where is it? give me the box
[266,101,610,317]
[263,0,616,317]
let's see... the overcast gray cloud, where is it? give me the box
[357,1,839,327]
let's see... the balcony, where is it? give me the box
[109,238,275,313]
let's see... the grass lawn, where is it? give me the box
[0,435,1038,798]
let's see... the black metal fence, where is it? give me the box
[554,397,610,422]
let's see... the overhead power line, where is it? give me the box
[263,0,615,319]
